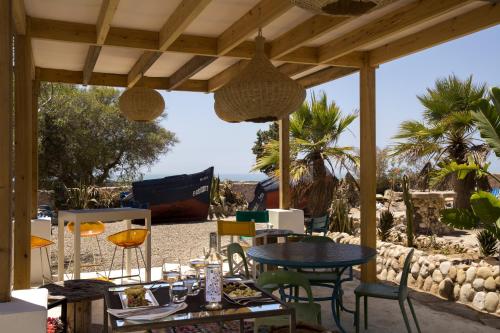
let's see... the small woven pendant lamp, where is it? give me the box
[119,87,165,122]
[214,30,306,123]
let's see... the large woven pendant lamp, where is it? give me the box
[119,87,165,122]
[291,0,391,16]
[214,30,305,123]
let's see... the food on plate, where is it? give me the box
[223,282,260,298]
[124,286,150,307]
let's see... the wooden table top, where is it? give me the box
[40,279,115,303]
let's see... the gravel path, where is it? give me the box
[50,219,245,273]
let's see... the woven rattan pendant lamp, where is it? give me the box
[214,30,305,123]
[119,87,165,122]
[291,0,389,16]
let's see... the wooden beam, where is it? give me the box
[28,17,362,67]
[14,33,33,290]
[128,0,211,87]
[168,56,216,90]
[31,72,40,219]
[96,0,120,45]
[37,67,208,92]
[82,45,102,85]
[12,0,26,34]
[0,0,13,303]
[277,63,315,77]
[217,0,292,56]
[359,53,376,283]
[279,116,290,210]
[296,66,358,88]
[270,15,349,59]
[370,3,500,66]
[318,0,475,63]
[207,60,249,92]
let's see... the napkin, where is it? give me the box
[108,302,187,321]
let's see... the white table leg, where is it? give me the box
[125,220,132,277]
[74,220,81,279]
[58,216,64,281]
[145,214,151,282]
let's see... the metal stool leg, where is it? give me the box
[121,248,125,283]
[134,247,142,283]
[107,246,118,279]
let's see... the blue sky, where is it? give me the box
[145,25,500,179]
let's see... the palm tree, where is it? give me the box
[392,75,488,208]
[253,91,358,217]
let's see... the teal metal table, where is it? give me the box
[247,242,376,333]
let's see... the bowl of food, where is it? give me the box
[223,282,261,300]
[119,286,159,309]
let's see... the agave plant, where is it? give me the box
[476,229,498,257]
[378,210,395,241]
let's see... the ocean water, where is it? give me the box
[143,173,267,182]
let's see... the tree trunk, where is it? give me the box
[307,155,334,217]
[453,172,476,209]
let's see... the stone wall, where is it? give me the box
[230,182,258,203]
[410,191,455,235]
[330,232,500,315]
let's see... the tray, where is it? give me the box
[223,281,262,300]
[118,289,159,309]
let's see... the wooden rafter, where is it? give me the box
[12,0,26,34]
[83,0,120,85]
[207,60,249,92]
[269,15,349,59]
[277,63,315,77]
[217,0,292,55]
[128,0,211,88]
[296,66,357,88]
[168,56,216,90]
[318,0,475,63]
[28,17,362,67]
[370,2,500,66]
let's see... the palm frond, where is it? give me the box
[473,87,500,157]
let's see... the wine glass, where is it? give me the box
[188,248,206,281]
[162,258,181,303]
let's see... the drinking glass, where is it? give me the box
[171,281,188,303]
[162,258,181,303]
[183,269,200,296]
[188,247,206,281]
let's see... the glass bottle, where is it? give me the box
[204,232,223,310]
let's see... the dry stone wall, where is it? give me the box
[329,232,500,315]
[410,191,455,235]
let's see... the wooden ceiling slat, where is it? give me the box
[37,67,208,92]
[12,0,26,35]
[82,45,102,85]
[168,55,216,90]
[277,63,316,77]
[318,0,476,63]
[128,0,212,88]
[296,66,358,88]
[370,3,500,66]
[207,60,249,92]
[217,0,293,56]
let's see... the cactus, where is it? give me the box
[402,174,415,247]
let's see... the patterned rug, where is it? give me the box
[153,320,254,332]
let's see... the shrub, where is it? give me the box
[476,229,498,257]
[378,210,394,241]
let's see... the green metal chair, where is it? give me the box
[305,215,329,236]
[236,210,269,223]
[355,248,421,333]
[226,242,250,279]
[255,271,322,332]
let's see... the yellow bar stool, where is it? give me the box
[31,235,54,284]
[66,221,106,278]
[106,228,148,282]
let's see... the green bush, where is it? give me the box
[378,210,394,241]
[476,229,498,257]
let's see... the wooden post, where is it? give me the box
[31,74,40,219]
[360,53,377,283]
[14,33,33,289]
[0,0,13,302]
[279,117,290,210]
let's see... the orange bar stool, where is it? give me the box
[66,221,106,278]
[106,228,148,282]
[31,235,55,284]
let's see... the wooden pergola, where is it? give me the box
[1,0,500,301]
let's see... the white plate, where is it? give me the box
[118,289,159,309]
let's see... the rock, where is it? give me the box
[399,255,406,268]
[423,276,433,292]
[429,262,436,272]
[416,276,425,289]
[376,263,383,274]
[408,275,417,287]
[459,284,474,303]
[484,292,499,313]
[396,272,402,284]
[476,267,493,279]
[411,262,420,278]
[432,270,443,283]
[391,259,400,271]
[438,278,454,300]
[472,278,484,291]
[420,265,430,278]
[495,276,500,287]
[448,266,457,281]
[387,269,397,282]
[465,267,476,283]
[430,282,439,295]
[453,284,461,300]
[484,276,496,291]
[439,261,451,276]
[457,269,466,284]
[472,292,486,311]
[379,268,388,280]
[493,265,499,278]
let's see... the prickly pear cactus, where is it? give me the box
[402,175,415,247]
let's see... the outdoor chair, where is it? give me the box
[226,242,250,279]
[106,228,148,282]
[355,248,421,333]
[294,236,353,314]
[65,221,105,278]
[236,210,269,223]
[255,271,322,332]
[305,215,329,236]
[31,235,54,284]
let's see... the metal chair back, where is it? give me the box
[236,210,269,223]
[257,271,315,304]
[300,235,333,243]
[227,242,250,278]
[399,248,415,298]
